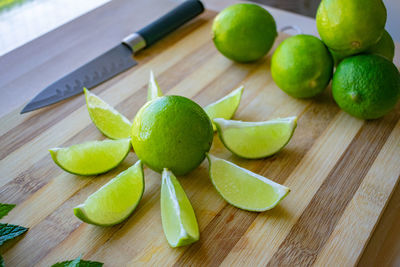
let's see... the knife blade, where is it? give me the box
[21,0,204,114]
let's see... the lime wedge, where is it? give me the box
[214,116,297,159]
[147,70,163,101]
[74,160,144,226]
[161,168,199,247]
[204,86,244,131]
[84,88,132,139]
[49,139,131,176]
[206,154,290,211]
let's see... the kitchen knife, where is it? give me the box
[21,0,204,114]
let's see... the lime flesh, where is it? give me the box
[207,154,289,211]
[84,88,132,139]
[74,160,144,226]
[49,139,131,176]
[214,117,297,159]
[204,86,244,131]
[161,169,199,247]
[147,70,163,101]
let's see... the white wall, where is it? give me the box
[384,0,400,42]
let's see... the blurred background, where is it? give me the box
[0,0,399,56]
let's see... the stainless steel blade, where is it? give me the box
[21,44,136,114]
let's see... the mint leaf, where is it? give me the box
[0,204,16,220]
[0,223,28,246]
[0,255,4,267]
[51,256,103,267]
[66,255,81,267]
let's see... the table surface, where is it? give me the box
[0,0,110,56]
[0,0,399,266]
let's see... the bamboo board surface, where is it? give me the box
[1,10,400,266]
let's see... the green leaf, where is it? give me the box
[66,255,81,267]
[0,255,4,267]
[0,204,16,220]
[51,255,103,267]
[0,223,28,246]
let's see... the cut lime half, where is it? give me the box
[207,154,290,211]
[161,169,199,247]
[147,70,163,101]
[214,116,297,159]
[49,139,131,176]
[204,86,244,131]
[74,160,144,226]
[84,88,132,139]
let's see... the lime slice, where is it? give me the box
[214,116,297,159]
[74,160,144,226]
[161,168,199,247]
[206,154,290,211]
[147,70,163,101]
[84,88,132,139]
[204,86,244,131]
[49,139,131,176]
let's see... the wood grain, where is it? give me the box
[316,119,400,266]
[1,8,400,267]
[268,107,400,266]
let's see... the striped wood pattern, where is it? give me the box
[1,10,400,266]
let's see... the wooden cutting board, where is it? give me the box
[1,10,400,266]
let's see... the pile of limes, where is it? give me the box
[212,1,400,120]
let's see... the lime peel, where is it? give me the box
[204,86,244,131]
[131,95,213,176]
[84,88,132,139]
[212,3,277,62]
[207,153,290,212]
[147,70,163,101]
[161,168,199,247]
[214,116,297,159]
[49,139,131,176]
[74,160,144,226]
[271,35,333,98]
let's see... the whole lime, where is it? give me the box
[330,30,395,66]
[131,96,213,175]
[329,48,355,67]
[271,34,333,98]
[366,30,395,62]
[212,3,277,63]
[316,0,386,55]
[332,54,400,119]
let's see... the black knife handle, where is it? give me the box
[138,0,204,47]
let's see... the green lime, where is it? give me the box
[49,139,131,176]
[84,88,132,139]
[330,30,395,66]
[204,85,243,131]
[212,3,277,62]
[147,70,163,101]
[332,54,400,119]
[329,48,354,67]
[365,30,395,62]
[316,0,386,55]
[161,168,199,247]
[74,160,144,226]
[271,34,333,98]
[214,117,297,159]
[131,96,213,176]
[206,154,290,211]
